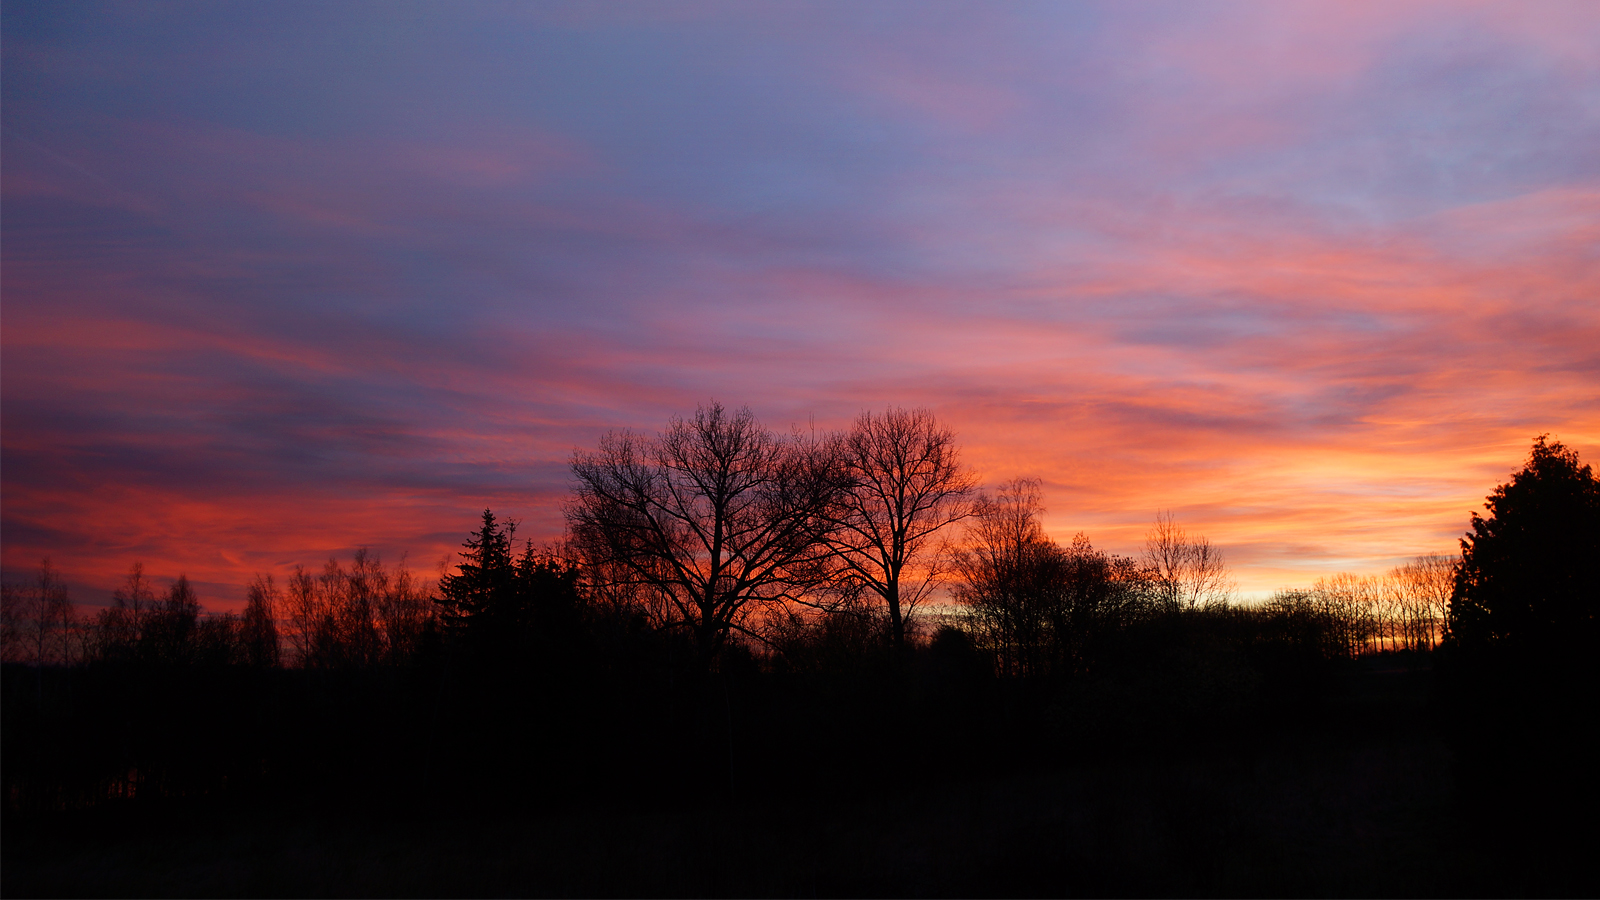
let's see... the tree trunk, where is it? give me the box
[886,578,905,651]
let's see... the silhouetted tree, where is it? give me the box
[569,402,844,666]
[285,565,329,666]
[953,479,1066,678]
[0,583,25,664]
[515,543,585,640]
[1272,553,1458,657]
[1439,435,1600,891]
[1052,533,1151,675]
[1262,589,1345,661]
[827,407,975,650]
[288,550,435,668]
[1447,435,1600,652]
[954,482,1151,679]
[2,559,76,666]
[435,511,583,664]
[1143,512,1232,612]
[145,574,200,665]
[1391,553,1454,650]
[436,509,518,633]
[1311,572,1382,657]
[242,574,282,668]
[194,612,243,666]
[93,563,157,663]
[375,558,438,666]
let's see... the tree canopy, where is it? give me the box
[1447,435,1600,654]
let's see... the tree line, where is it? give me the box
[4,403,1461,675]
[1,554,437,671]
[4,409,1591,848]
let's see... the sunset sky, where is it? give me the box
[4,1,1597,610]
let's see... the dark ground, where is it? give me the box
[7,657,1522,898]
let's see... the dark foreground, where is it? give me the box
[9,658,1580,899]
[6,739,1452,898]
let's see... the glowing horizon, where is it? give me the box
[4,1,1597,611]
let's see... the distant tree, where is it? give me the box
[4,559,76,666]
[285,550,434,668]
[954,481,1148,679]
[285,565,330,666]
[509,542,585,658]
[827,407,975,650]
[1263,589,1345,661]
[375,557,438,665]
[1053,532,1151,673]
[952,479,1064,678]
[94,563,157,663]
[1447,435,1600,653]
[569,402,844,666]
[241,574,282,667]
[0,560,73,665]
[435,509,518,633]
[336,550,386,665]
[435,511,583,662]
[1143,512,1232,612]
[1390,553,1455,650]
[145,574,200,665]
[1311,572,1382,656]
[0,582,26,664]
[194,612,243,666]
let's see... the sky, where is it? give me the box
[4,0,1598,611]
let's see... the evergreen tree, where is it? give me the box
[436,510,585,651]
[1441,436,1600,891]
[435,509,517,631]
[1447,435,1600,654]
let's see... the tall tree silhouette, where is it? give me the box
[1447,435,1600,652]
[569,402,844,665]
[242,574,282,668]
[93,563,156,663]
[436,511,579,658]
[436,509,518,631]
[146,575,200,665]
[1440,436,1600,892]
[828,407,974,650]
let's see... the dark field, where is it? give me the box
[10,659,1546,899]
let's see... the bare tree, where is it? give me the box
[145,574,201,665]
[285,565,327,666]
[242,574,282,667]
[1143,512,1233,612]
[281,550,434,668]
[14,559,76,666]
[828,407,975,650]
[1,559,73,665]
[952,480,1153,679]
[952,479,1063,678]
[376,556,436,665]
[1311,572,1389,656]
[1274,554,1456,658]
[568,402,845,665]
[94,563,157,662]
[0,582,27,664]
[1392,552,1455,648]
